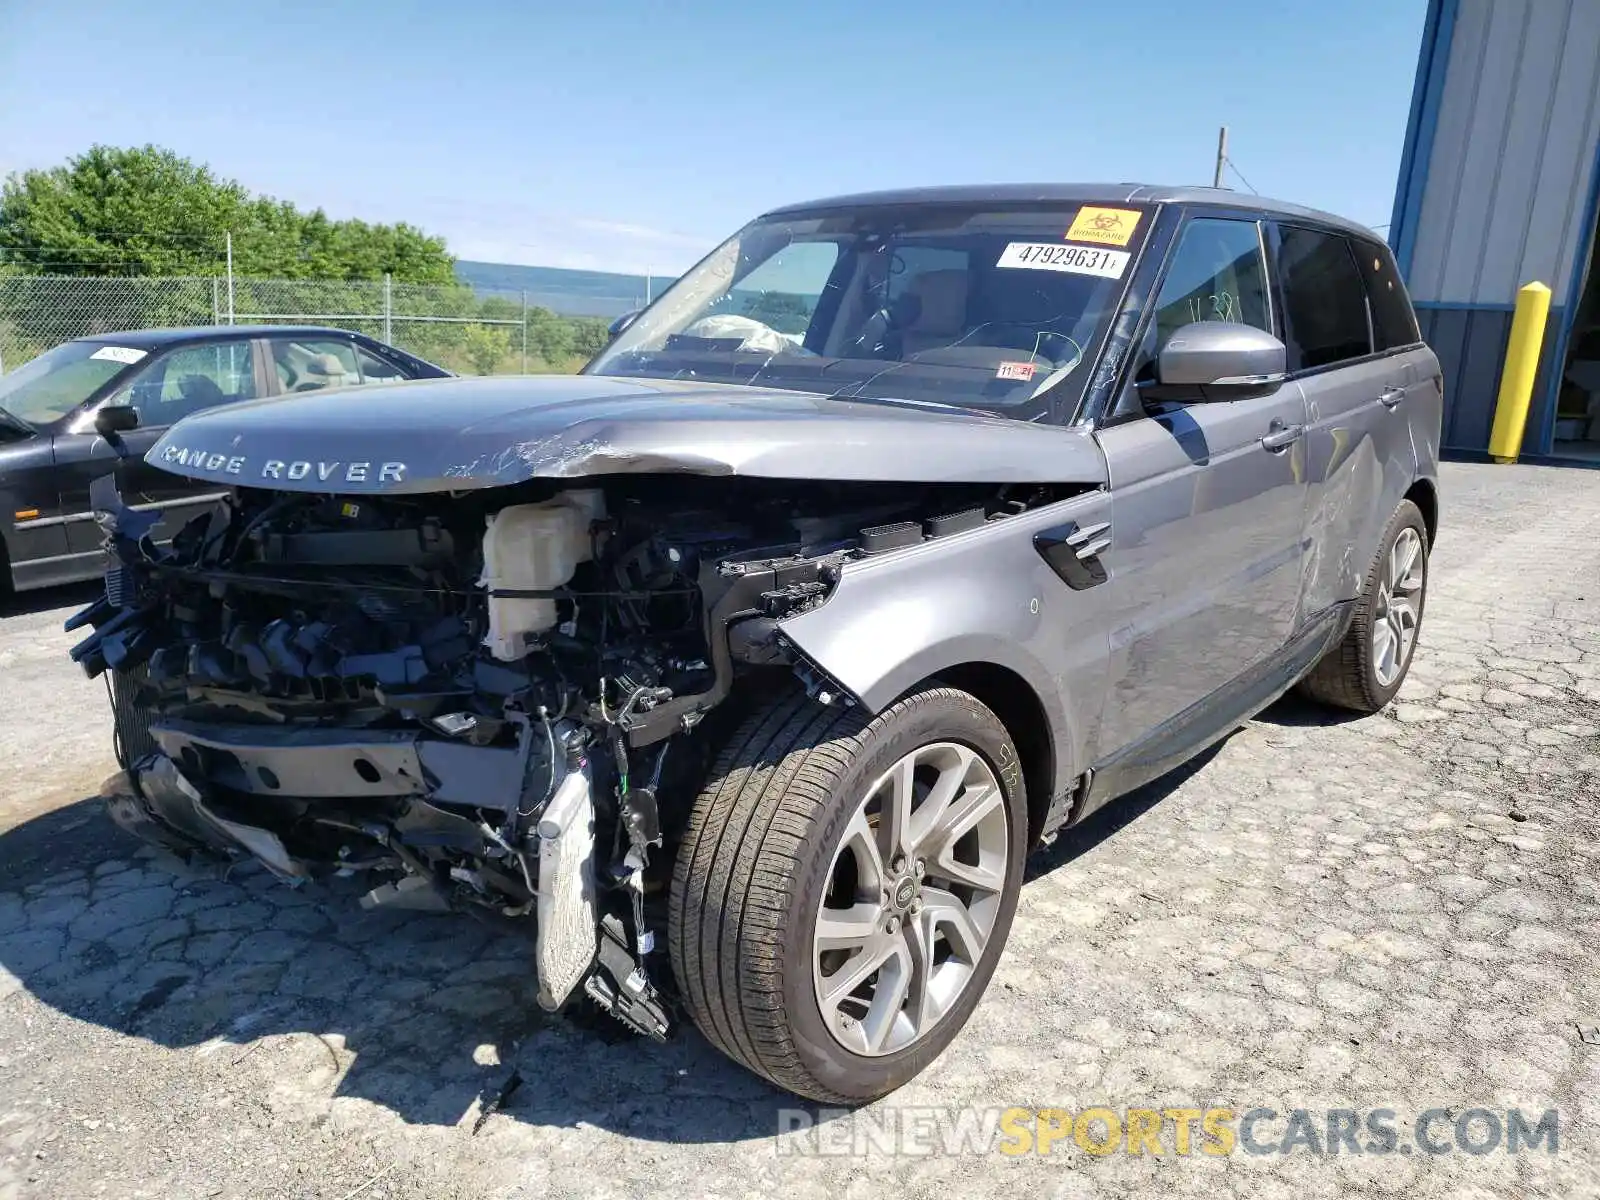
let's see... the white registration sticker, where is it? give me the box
[996,242,1130,278]
[89,345,148,365]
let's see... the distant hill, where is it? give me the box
[454,261,676,318]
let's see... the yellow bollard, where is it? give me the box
[1487,280,1553,463]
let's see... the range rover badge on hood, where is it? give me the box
[158,444,407,485]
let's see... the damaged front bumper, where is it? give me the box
[104,727,668,1041]
[70,472,676,1040]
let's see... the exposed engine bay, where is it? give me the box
[67,471,1070,1037]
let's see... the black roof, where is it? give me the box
[74,324,372,349]
[764,183,1377,239]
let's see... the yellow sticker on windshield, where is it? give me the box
[1066,207,1141,247]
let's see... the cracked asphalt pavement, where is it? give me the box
[1,461,1597,1199]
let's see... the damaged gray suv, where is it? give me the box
[70,185,1441,1104]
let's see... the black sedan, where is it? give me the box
[0,325,448,594]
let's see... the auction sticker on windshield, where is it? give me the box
[89,346,148,365]
[997,242,1129,278]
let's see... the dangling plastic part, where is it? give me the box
[534,762,599,1010]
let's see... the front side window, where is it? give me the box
[1150,217,1272,346]
[587,202,1153,420]
[1277,226,1373,370]
[117,341,258,425]
[1123,217,1271,391]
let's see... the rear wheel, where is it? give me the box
[1300,499,1430,712]
[668,685,1027,1103]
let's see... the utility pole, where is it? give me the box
[1213,126,1229,190]
[225,231,235,325]
[645,267,653,305]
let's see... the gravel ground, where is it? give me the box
[0,460,1597,1199]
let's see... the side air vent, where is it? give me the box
[1033,520,1112,590]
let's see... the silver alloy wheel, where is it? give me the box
[1372,526,1425,688]
[812,741,1010,1057]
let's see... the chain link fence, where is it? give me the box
[0,274,615,377]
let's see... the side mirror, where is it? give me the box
[608,309,643,339]
[94,404,140,438]
[1155,322,1287,399]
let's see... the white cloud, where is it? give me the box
[570,217,711,248]
[445,212,712,275]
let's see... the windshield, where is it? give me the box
[587,201,1150,420]
[0,340,145,427]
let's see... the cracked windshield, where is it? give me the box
[588,203,1150,419]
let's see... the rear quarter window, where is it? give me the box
[1355,240,1421,351]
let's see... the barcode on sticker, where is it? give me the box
[997,242,1129,278]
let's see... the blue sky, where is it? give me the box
[0,0,1429,275]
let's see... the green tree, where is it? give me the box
[0,145,453,283]
[526,306,574,365]
[0,146,245,276]
[478,295,523,322]
[570,317,612,361]
[462,323,511,375]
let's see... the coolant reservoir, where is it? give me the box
[480,490,604,660]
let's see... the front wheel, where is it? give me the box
[1300,498,1430,712]
[668,686,1027,1104]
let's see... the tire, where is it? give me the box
[668,685,1028,1104]
[1299,498,1430,713]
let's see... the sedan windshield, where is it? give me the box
[0,340,143,427]
[587,202,1150,420]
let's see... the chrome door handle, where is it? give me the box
[1260,423,1304,451]
[1378,387,1405,409]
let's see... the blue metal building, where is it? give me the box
[1391,0,1600,461]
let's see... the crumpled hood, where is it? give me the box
[144,374,1108,493]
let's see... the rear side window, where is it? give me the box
[1355,241,1420,350]
[354,344,407,381]
[272,339,361,392]
[1276,226,1372,370]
